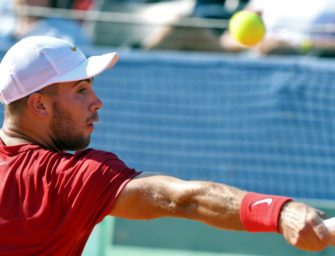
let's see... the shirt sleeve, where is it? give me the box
[53,149,140,232]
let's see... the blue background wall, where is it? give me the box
[88,51,335,200]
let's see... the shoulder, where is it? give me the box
[69,149,136,177]
[72,148,125,167]
[31,147,128,174]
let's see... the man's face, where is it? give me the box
[48,79,102,151]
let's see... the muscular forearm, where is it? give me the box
[171,180,246,231]
[112,175,246,230]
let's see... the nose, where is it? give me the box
[89,91,103,112]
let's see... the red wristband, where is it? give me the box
[240,192,292,233]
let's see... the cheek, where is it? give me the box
[52,93,89,123]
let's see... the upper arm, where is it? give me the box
[110,174,186,219]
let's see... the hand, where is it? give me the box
[279,201,335,251]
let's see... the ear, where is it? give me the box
[26,93,51,118]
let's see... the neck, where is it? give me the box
[0,120,62,152]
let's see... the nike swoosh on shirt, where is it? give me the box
[251,198,273,208]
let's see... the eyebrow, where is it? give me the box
[72,78,93,87]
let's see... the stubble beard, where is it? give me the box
[50,102,91,151]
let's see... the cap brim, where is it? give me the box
[49,52,119,84]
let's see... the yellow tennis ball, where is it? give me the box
[229,11,266,47]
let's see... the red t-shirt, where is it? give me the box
[0,141,139,255]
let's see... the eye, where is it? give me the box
[78,87,88,94]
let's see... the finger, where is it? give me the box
[295,211,331,251]
[307,220,333,251]
[316,209,328,219]
[314,222,332,242]
[297,231,328,251]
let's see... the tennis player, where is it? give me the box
[0,36,333,255]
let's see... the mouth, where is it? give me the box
[87,123,95,132]
[87,113,99,131]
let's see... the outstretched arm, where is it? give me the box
[111,174,245,230]
[110,174,334,251]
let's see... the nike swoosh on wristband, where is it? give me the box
[251,198,273,208]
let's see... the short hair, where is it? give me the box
[4,84,59,117]
[4,95,29,118]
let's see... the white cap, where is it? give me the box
[0,36,119,104]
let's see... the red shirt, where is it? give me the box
[0,141,139,255]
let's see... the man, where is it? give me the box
[0,36,333,255]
